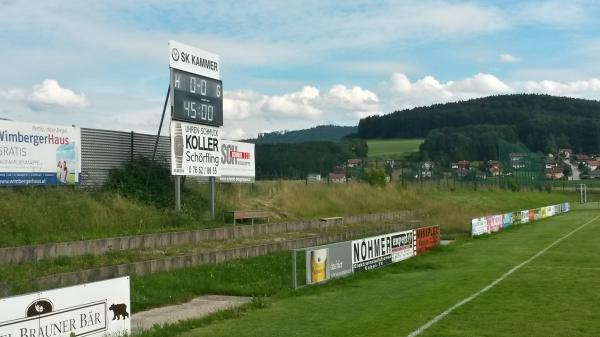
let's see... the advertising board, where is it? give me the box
[521,210,529,224]
[562,202,570,213]
[0,277,130,337]
[303,227,439,286]
[351,231,414,272]
[471,217,488,236]
[170,121,220,176]
[0,120,81,185]
[305,241,353,285]
[415,226,440,255]
[219,140,255,183]
[169,40,220,80]
[511,211,522,225]
[534,208,542,220]
[502,213,513,228]
[486,215,503,233]
[528,209,535,222]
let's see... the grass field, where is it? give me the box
[138,209,600,337]
[0,183,574,246]
[367,138,424,158]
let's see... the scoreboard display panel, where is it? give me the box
[171,68,223,126]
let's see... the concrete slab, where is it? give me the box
[131,295,251,334]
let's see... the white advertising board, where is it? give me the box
[219,140,255,183]
[0,120,81,185]
[351,230,414,272]
[471,217,488,236]
[168,40,220,80]
[0,277,130,337]
[171,121,221,177]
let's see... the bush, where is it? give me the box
[363,168,387,187]
[104,157,174,208]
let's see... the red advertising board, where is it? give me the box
[415,226,440,255]
[528,209,535,222]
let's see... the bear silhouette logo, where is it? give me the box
[109,303,129,320]
[26,299,53,317]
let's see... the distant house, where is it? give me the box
[544,167,565,180]
[331,166,345,174]
[585,160,600,171]
[421,161,434,178]
[451,160,470,177]
[544,158,559,169]
[509,153,528,169]
[588,170,600,179]
[328,173,347,183]
[558,149,573,159]
[307,173,321,182]
[451,160,470,170]
[347,159,362,168]
[487,160,501,177]
[574,154,591,164]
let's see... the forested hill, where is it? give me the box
[249,125,357,144]
[357,94,600,139]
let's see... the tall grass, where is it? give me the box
[0,182,575,247]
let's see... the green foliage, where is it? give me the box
[358,94,600,156]
[362,168,387,187]
[255,140,366,179]
[151,211,600,337]
[104,157,174,208]
[419,125,518,162]
[253,125,357,144]
[366,139,424,158]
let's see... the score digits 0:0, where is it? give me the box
[171,68,223,126]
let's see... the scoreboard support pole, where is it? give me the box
[146,85,171,191]
[175,176,181,210]
[209,176,216,221]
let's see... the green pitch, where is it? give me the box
[367,138,424,158]
[177,210,600,337]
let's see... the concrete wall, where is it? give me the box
[0,211,416,264]
[32,222,414,290]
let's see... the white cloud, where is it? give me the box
[27,79,88,109]
[520,78,600,98]
[0,88,25,101]
[514,1,587,27]
[223,90,266,120]
[263,86,322,119]
[323,85,382,119]
[385,72,511,109]
[223,127,247,140]
[499,53,520,63]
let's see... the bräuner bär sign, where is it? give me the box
[0,277,130,337]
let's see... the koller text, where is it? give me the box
[186,135,218,152]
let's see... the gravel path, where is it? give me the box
[131,295,251,334]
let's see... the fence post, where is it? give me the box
[130,131,134,162]
[291,250,297,289]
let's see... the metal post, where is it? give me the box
[146,85,171,190]
[130,131,134,162]
[210,176,216,221]
[175,175,181,210]
[291,250,297,289]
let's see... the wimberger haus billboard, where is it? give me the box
[0,277,130,337]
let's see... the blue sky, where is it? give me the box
[1,0,600,139]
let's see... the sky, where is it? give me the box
[1,0,600,139]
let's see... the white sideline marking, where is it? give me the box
[406,215,600,337]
